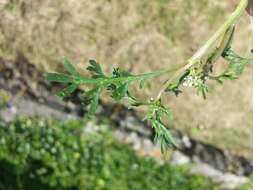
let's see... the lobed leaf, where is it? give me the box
[224,49,249,73]
[111,83,129,101]
[84,87,102,116]
[144,103,176,152]
[57,83,79,99]
[62,58,80,76]
[87,60,105,78]
[112,68,132,78]
[210,48,252,84]
[45,58,179,152]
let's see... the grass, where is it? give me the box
[1,1,253,159]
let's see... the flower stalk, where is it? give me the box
[155,0,250,100]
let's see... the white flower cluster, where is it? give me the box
[182,75,207,87]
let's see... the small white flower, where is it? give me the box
[183,75,194,87]
[183,75,206,87]
[182,82,188,87]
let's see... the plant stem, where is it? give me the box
[190,0,249,62]
[155,0,249,100]
[208,26,235,65]
[78,66,179,86]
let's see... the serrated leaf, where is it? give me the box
[222,48,251,77]
[112,68,132,78]
[44,73,72,83]
[87,60,105,78]
[62,58,80,76]
[158,124,176,153]
[57,83,78,99]
[229,60,248,76]
[144,103,176,152]
[195,82,208,99]
[149,118,176,153]
[111,83,129,101]
[84,88,102,116]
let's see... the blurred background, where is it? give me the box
[0,0,253,189]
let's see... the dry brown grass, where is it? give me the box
[0,0,253,158]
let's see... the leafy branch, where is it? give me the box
[44,0,253,153]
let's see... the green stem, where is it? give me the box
[189,0,249,63]
[77,66,179,86]
[207,26,235,65]
[155,0,249,100]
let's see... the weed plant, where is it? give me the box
[45,0,253,152]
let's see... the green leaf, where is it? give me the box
[44,73,72,83]
[157,124,176,153]
[144,103,176,152]
[165,83,182,96]
[212,48,252,84]
[57,83,79,99]
[62,58,80,76]
[87,60,105,78]
[196,82,208,99]
[84,88,102,115]
[223,48,250,75]
[112,68,131,78]
[160,107,173,120]
[111,83,129,101]
[45,59,179,154]
[149,118,176,153]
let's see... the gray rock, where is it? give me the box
[0,106,17,122]
[220,173,248,190]
[0,98,76,121]
[170,151,190,165]
[143,139,154,154]
[191,163,248,189]
[182,135,192,148]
